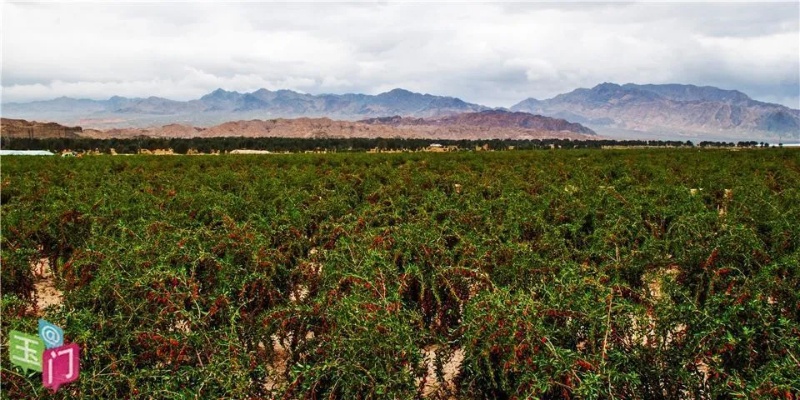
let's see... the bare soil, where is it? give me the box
[32,257,64,314]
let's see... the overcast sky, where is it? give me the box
[2,2,799,108]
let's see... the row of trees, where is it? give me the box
[2,136,775,154]
[698,141,776,148]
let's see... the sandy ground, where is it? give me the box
[32,257,63,313]
[421,346,463,398]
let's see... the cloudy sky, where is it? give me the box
[2,2,799,108]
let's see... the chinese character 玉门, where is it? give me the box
[9,330,44,373]
[42,343,80,391]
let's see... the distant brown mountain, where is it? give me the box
[77,111,596,141]
[511,83,800,139]
[0,118,83,139]
[361,110,595,135]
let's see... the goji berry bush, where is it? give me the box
[2,149,799,399]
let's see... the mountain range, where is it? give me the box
[1,88,488,128]
[511,83,799,140]
[3,110,594,141]
[65,110,597,140]
[2,84,798,140]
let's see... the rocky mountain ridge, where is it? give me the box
[511,83,799,138]
[360,110,595,135]
[1,111,595,141]
[0,118,83,139]
[75,110,595,141]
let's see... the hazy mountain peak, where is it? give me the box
[593,82,622,91]
[622,83,753,104]
[201,88,241,100]
[384,88,414,95]
[377,88,421,100]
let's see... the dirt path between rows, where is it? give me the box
[32,257,63,314]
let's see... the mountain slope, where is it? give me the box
[0,118,83,139]
[511,83,800,139]
[360,110,595,135]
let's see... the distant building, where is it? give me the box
[425,143,458,153]
[229,149,273,154]
[0,150,54,156]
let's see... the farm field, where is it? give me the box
[2,149,799,398]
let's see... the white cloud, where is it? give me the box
[2,2,798,108]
